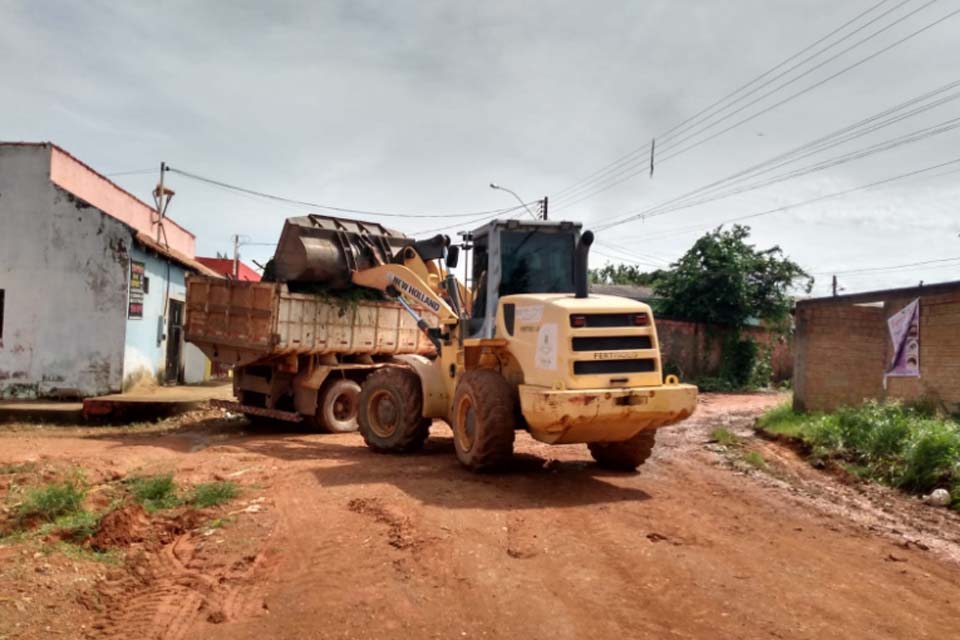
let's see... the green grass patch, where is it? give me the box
[190,481,238,508]
[758,400,960,508]
[38,510,101,542]
[710,427,742,447]
[128,474,182,512]
[743,451,767,469]
[17,480,86,523]
[47,541,123,565]
[756,403,810,439]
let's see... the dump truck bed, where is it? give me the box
[185,276,438,367]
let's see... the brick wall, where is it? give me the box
[794,282,960,413]
[656,319,793,382]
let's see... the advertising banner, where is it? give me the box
[885,298,920,380]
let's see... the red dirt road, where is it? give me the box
[3,394,960,639]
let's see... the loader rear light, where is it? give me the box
[570,314,587,328]
[633,313,649,326]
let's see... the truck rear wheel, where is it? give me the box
[319,378,361,433]
[358,367,429,453]
[588,430,657,471]
[452,370,516,472]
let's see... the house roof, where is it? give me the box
[135,233,222,278]
[196,257,261,281]
[795,279,960,308]
[1,141,196,257]
[590,283,657,300]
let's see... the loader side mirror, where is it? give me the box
[445,245,460,269]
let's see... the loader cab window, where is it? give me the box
[469,237,489,333]
[499,230,576,296]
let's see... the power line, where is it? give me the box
[653,0,934,154]
[817,255,960,275]
[655,0,956,164]
[548,0,898,203]
[611,80,960,223]
[555,69,960,217]
[595,114,960,232]
[602,156,960,242]
[105,168,156,177]
[167,167,534,220]
[551,1,959,211]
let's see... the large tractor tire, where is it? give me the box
[357,367,429,453]
[452,370,516,472]
[588,430,657,471]
[318,378,362,433]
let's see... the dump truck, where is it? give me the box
[185,214,697,471]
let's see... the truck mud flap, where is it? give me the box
[211,399,303,423]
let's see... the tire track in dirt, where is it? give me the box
[89,523,273,639]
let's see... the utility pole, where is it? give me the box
[832,275,838,297]
[152,161,173,245]
[232,234,240,279]
[541,196,548,220]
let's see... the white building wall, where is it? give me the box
[0,145,130,398]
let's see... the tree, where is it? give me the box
[653,225,812,327]
[589,263,665,286]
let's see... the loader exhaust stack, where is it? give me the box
[574,230,594,299]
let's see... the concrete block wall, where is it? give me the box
[794,283,960,413]
[656,319,793,382]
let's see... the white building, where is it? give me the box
[0,142,219,399]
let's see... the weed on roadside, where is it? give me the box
[128,474,182,512]
[710,427,742,447]
[191,482,238,508]
[743,451,767,470]
[17,480,86,523]
[759,400,960,509]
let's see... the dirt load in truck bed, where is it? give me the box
[2,393,960,639]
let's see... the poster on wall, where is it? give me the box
[128,260,145,319]
[885,298,920,383]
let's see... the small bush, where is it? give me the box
[42,510,101,542]
[898,423,960,494]
[710,427,741,447]
[18,481,86,522]
[190,482,238,508]
[129,474,182,512]
[757,403,808,438]
[758,400,960,507]
[743,451,767,469]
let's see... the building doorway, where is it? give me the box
[164,300,184,384]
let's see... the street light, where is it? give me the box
[490,183,539,220]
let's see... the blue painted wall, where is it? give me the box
[122,244,187,388]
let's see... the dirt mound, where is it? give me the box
[91,503,151,549]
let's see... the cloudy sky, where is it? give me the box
[3,0,959,295]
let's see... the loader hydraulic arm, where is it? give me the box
[352,264,461,347]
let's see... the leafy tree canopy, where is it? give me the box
[589,263,665,287]
[653,225,812,327]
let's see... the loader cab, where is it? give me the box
[467,220,582,337]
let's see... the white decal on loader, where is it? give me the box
[535,323,558,370]
[390,275,441,313]
[516,304,544,325]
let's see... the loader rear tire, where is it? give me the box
[589,430,657,471]
[358,367,429,453]
[452,370,516,472]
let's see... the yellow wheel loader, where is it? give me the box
[350,218,696,471]
[186,215,696,471]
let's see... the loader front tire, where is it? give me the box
[358,367,429,453]
[589,430,657,471]
[452,370,516,472]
